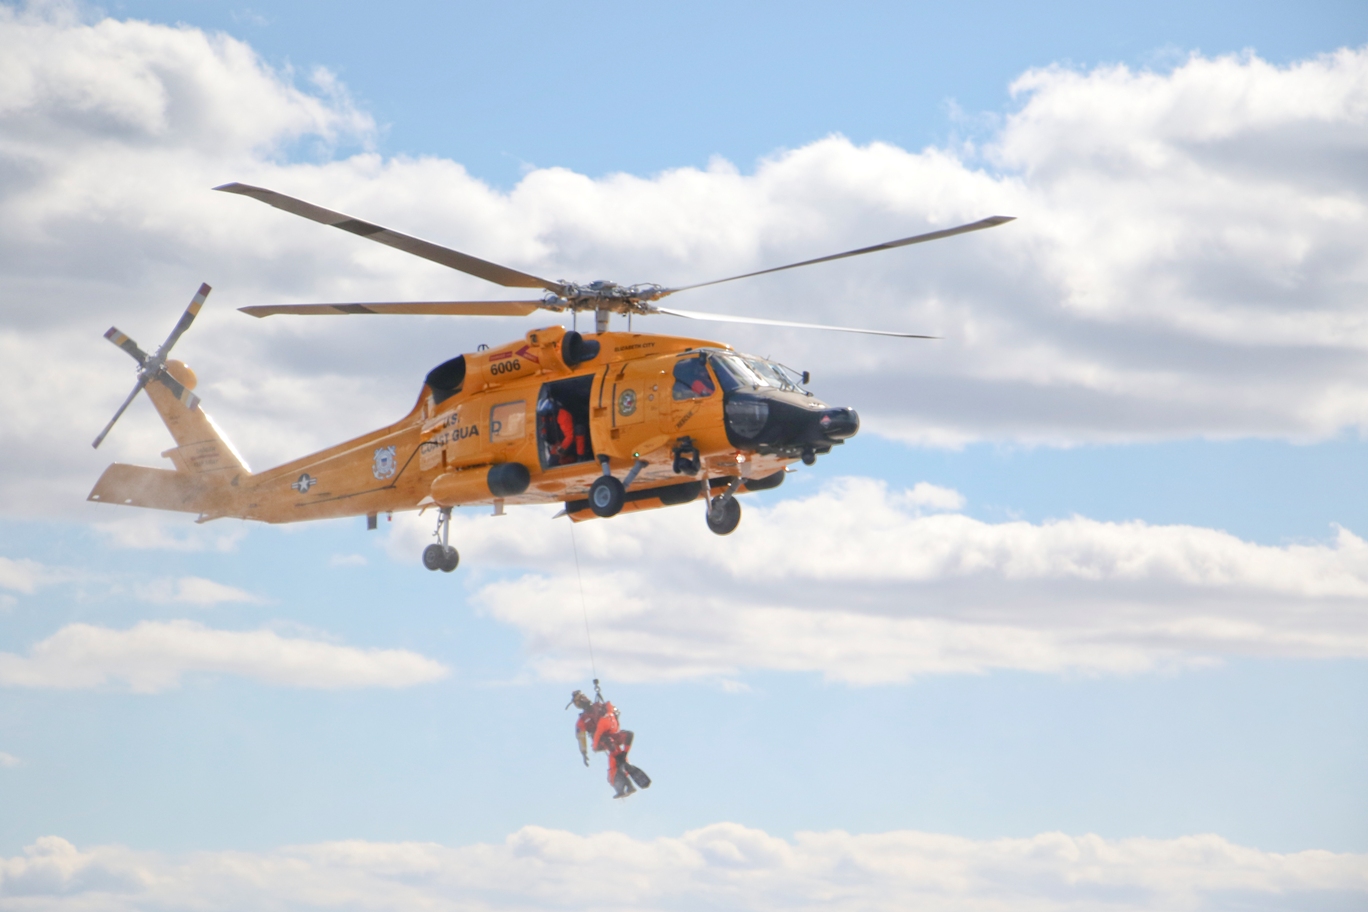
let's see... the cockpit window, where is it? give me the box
[751,359,797,389]
[709,353,802,393]
[672,355,716,400]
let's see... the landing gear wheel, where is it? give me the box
[422,543,447,571]
[588,475,626,517]
[439,546,460,573]
[706,495,741,535]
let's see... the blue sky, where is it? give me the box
[109,0,1366,186]
[1,1,1367,908]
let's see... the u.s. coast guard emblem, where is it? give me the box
[372,445,397,480]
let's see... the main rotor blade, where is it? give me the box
[216,183,566,294]
[661,216,1015,296]
[156,283,211,358]
[104,327,148,364]
[92,377,149,448]
[653,306,938,339]
[238,300,548,318]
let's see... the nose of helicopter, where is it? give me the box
[723,394,860,451]
[817,406,859,441]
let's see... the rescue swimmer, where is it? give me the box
[570,684,651,799]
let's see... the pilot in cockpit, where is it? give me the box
[672,356,715,400]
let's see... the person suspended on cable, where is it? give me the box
[568,685,651,798]
[569,689,602,766]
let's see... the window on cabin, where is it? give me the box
[489,401,526,442]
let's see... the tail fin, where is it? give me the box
[144,363,250,478]
[88,366,249,517]
[90,285,251,517]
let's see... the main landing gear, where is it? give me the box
[585,456,744,536]
[705,477,743,536]
[588,474,625,518]
[423,506,460,572]
[587,453,646,519]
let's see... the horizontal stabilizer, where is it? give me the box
[88,464,209,514]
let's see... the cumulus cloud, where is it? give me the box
[136,576,261,606]
[1,6,1366,516]
[90,514,248,552]
[0,826,1361,911]
[0,552,255,607]
[0,620,448,691]
[901,481,966,511]
[0,556,60,594]
[382,478,1368,683]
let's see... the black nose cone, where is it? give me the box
[819,407,859,441]
[722,392,861,451]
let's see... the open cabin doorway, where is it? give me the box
[537,375,596,470]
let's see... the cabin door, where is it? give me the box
[592,356,669,461]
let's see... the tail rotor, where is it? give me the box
[92,284,210,449]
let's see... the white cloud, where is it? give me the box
[329,553,368,567]
[0,556,58,594]
[381,478,1368,683]
[0,552,256,608]
[137,576,261,606]
[0,9,1365,520]
[0,826,1361,911]
[900,481,966,512]
[0,752,19,768]
[91,515,248,552]
[0,620,448,692]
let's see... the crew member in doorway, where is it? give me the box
[539,397,585,465]
[569,689,651,798]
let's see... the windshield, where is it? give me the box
[709,353,803,393]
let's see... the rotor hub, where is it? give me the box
[542,281,666,315]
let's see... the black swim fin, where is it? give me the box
[626,763,651,789]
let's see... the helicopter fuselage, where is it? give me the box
[89,323,858,530]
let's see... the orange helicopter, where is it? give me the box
[89,184,1011,571]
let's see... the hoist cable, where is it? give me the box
[568,520,598,681]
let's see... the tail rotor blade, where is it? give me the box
[153,370,201,411]
[155,283,210,358]
[95,282,211,448]
[92,377,150,449]
[104,327,149,364]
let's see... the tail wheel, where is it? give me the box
[588,476,626,517]
[706,496,741,535]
